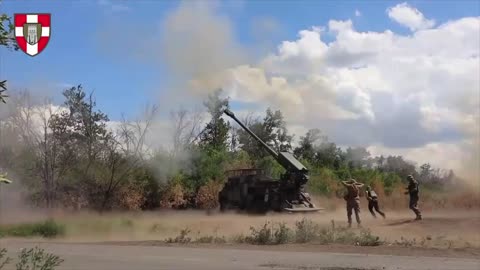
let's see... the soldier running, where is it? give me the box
[366,186,386,219]
[342,179,364,227]
[404,175,422,220]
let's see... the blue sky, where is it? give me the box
[1,0,479,120]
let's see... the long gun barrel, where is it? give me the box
[224,109,279,159]
[224,109,308,174]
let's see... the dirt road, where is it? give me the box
[1,241,480,270]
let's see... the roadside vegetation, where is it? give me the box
[163,218,382,246]
[0,220,65,238]
[0,247,63,270]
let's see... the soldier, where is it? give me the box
[342,178,364,227]
[366,186,386,219]
[404,175,422,220]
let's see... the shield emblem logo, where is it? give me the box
[14,13,51,57]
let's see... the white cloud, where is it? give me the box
[387,2,435,31]
[99,2,479,180]
[213,14,478,179]
[355,10,361,17]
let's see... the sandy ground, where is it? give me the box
[54,209,480,248]
[1,207,479,250]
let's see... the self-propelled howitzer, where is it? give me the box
[219,109,321,213]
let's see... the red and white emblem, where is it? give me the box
[14,13,51,57]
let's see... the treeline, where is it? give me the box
[0,86,457,211]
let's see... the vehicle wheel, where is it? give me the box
[219,198,227,212]
[270,195,282,212]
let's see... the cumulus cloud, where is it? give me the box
[387,2,435,31]
[101,2,478,181]
[218,15,478,180]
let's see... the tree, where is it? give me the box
[0,86,7,104]
[0,90,58,207]
[237,108,293,160]
[236,113,266,159]
[170,107,204,157]
[35,99,63,208]
[420,163,432,182]
[45,85,119,210]
[294,128,325,162]
[199,89,231,151]
[0,12,18,50]
[49,85,111,167]
[0,10,20,104]
[109,104,159,210]
[345,147,371,169]
[314,141,344,170]
[381,155,417,180]
[262,108,293,153]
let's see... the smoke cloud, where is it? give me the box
[159,1,249,102]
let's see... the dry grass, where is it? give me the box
[1,188,479,250]
[0,207,476,250]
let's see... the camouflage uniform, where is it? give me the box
[366,186,385,218]
[342,179,363,227]
[405,175,422,220]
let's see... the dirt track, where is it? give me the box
[26,209,477,249]
[1,240,480,270]
[1,209,480,269]
[2,207,480,247]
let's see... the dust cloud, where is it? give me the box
[0,90,55,225]
[0,173,47,225]
[22,207,479,250]
[455,93,480,188]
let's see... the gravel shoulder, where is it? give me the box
[1,240,480,270]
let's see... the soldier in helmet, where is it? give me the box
[342,178,364,227]
[366,186,386,219]
[405,175,422,220]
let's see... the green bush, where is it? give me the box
[164,228,192,244]
[161,219,383,247]
[230,234,247,244]
[0,248,12,270]
[164,228,228,244]
[0,219,65,238]
[195,235,227,244]
[16,247,63,270]
[272,222,292,244]
[0,246,63,270]
[245,221,293,245]
[355,229,383,246]
[294,218,321,243]
[294,219,382,246]
[245,222,272,245]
